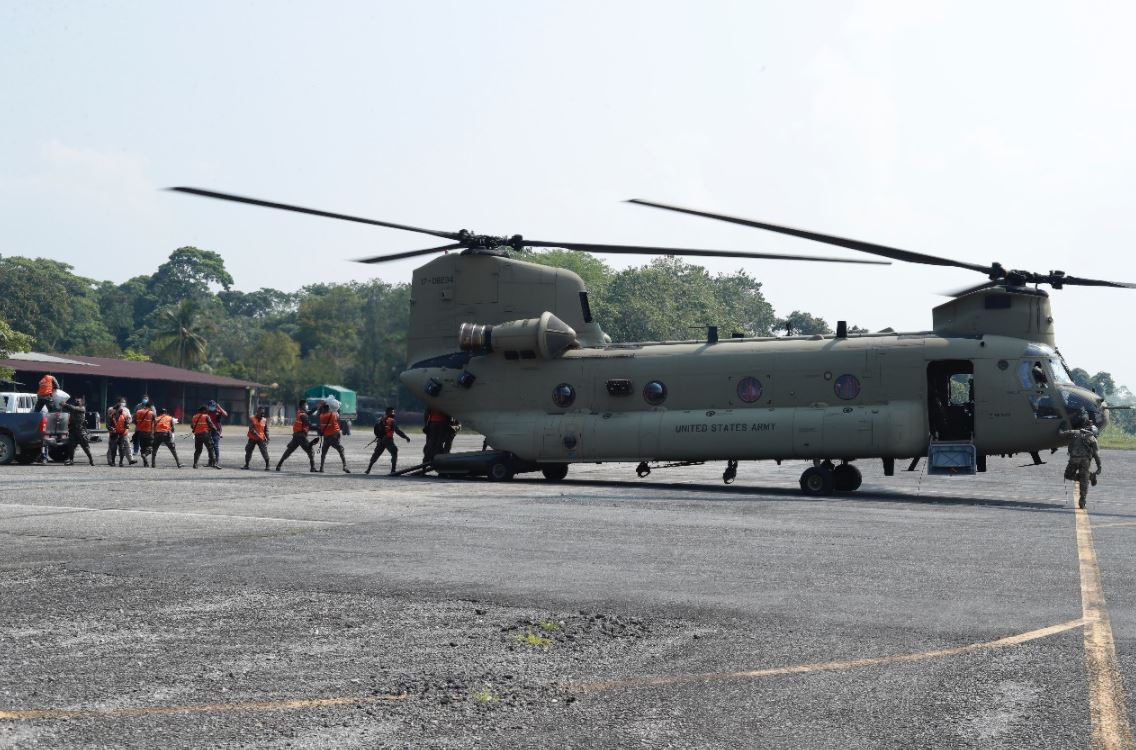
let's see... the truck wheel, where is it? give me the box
[541,464,568,481]
[0,434,14,465]
[487,461,514,482]
[48,445,70,463]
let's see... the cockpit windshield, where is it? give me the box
[1047,359,1073,385]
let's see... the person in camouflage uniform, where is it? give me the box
[1058,413,1102,509]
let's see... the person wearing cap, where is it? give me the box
[206,400,228,467]
[133,399,157,467]
[191,405,221,469]
[366,407,410,475]
[107,400,134,467]
[276,400,317,472]
[317,402,350,473]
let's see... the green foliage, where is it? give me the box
[0,317,35,380]
[600,257,775,342]
[1097,425,1136,450]
[514,631,553,649]
[122,349,151,362]
[776,310,832,335]
[0,256,116,354]
[149,299,211,369]
[148,246,234,303]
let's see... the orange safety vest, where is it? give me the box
[134,408,155,432]
[319,411,340,437]
[38,375,55,397]
[380,415,395,439]
[292,413,309,434]
[155,415,174,433]
[191,413,213,435]
[247,415,267,441]
[111,412,129,436]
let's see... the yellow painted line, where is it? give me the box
[1093,520,1136,530]
[573,618,1085,692]
[0,693,409,721]
[1075,502,1136,750]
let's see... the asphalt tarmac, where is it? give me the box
[1,432,1133,749]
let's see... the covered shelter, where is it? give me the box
[0,352,264,425]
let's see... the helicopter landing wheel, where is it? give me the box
[832,463,862,492]
[799,466,834,496]
[723,460,738,484]
[541,464,568,481]
[487,460,514,482]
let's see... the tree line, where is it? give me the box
[0,248,1130,434]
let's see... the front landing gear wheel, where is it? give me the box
[799,466,834,496]
[541,464,568,481]
[487,460,514,482]
[832,463,862,492]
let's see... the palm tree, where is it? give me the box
[150,299,209,369]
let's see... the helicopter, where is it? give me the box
[171,187,1134,494]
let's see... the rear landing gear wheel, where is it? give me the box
[799,466,834,496]
[487,460,514,482]
[541,464,568,481]
[832,463,862,492]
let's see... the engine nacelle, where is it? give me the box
[459,311,579,360]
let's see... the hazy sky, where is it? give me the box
[3,1,1135,387]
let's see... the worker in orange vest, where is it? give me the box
[190,405,221,469]
[242,407,271,471]
[276,400,317,472]
[423,408,451,463]
[107,402,134,467]
[34,373,60,413]
[133,400,157,467]
[151,408,182,468]
[317,402,350,473]
[366,407,410,475]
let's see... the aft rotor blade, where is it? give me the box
[169,187,462,242]
[354,243,465,264]
[942,280,999,297]
[628,199,989,273]
[523,240,889,265]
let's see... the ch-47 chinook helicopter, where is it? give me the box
[172,187,1135,494]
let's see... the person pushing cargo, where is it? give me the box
[61,396,93,466]
[34,373,60,413]
[317,402,350,473]
[133,400,157,467]
[191,405,221,469]
[151,408,182,468]
[242,407,271,471]
[275,400,317,472]
[366,407,410,475]
[107,401,133,466]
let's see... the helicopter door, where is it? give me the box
[927,360,975,441]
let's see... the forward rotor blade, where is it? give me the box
[1055,275,1136,289]
[169,187,462,242]
[522,240,889,265]
[628,199,990,273]
[354,244,465,264]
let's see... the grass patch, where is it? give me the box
[1098,425,1136,450]
[471,689,496,703]
[514,631,554,649]
[538,620,560,632]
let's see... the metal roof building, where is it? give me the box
[0,352,264,425]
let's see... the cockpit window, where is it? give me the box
[1048,359,1073,385]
